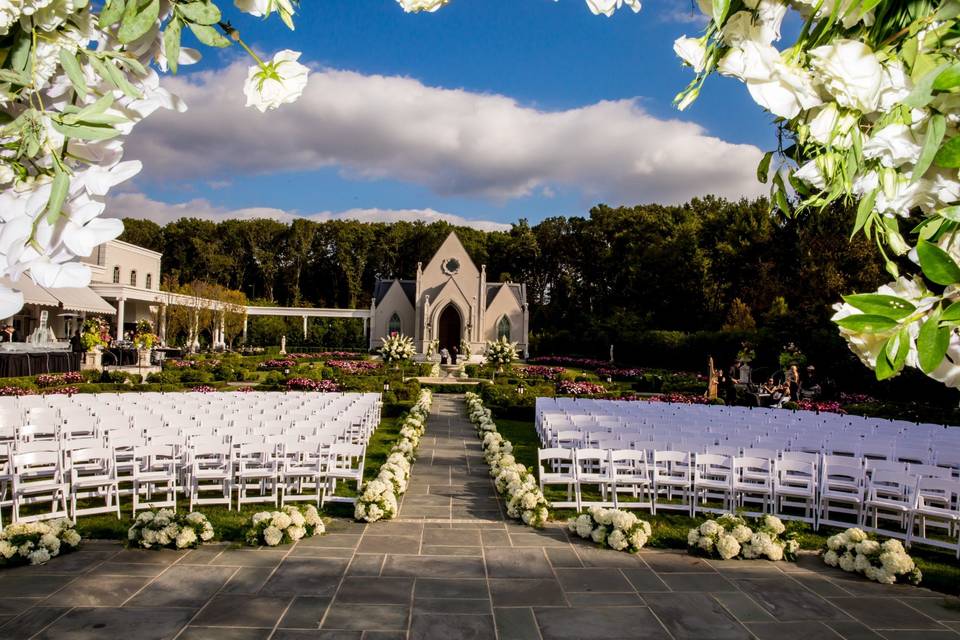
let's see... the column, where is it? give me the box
[191,308,199,352]
[302,315,308,340]
[159,304,167,345]
[115,298,125,340]
[219,312,226,348]
[242,315,248,344]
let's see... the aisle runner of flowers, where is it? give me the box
[246,505,325,546]
[465,392,549,527]
[687,513,799,561]
[355,389,433,522]
[824,527,922,585]
[568,507,652,553]
[128,509,216,549]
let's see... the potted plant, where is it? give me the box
[80,317,107,370]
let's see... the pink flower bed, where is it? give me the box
[0,386,34,396]
[47,386,79,395]
[288,351,364,360]
[557,380,607,395]
[190,385,217,393]
[646,393,711,404]
[36,372,83,387]
[259,359,297,370]
[327,360,381,374]
[529,356,608,369]
[797,399,846,414]
[286,378,341,392]
[596,367,645,379]
[518,366,565,380]
[839,392,877,404]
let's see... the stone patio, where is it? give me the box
[2,395,959,639]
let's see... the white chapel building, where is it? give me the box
[368,232,529,359]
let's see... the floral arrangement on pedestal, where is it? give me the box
[823,527,922,585]
[568,507,652,553]
[778,342,807,368]
[485,336,518,370]
[459,339,472,360]
[687,513,799,561]
[0,519,81,567]
[426,339,439,360]
[127,509,215,549]
[355,389,433,522]
[380,334,415,365]
[737,341,756,364]
[132,319,159,351]
[80,317,108,352]
[465,392,550,527]
[245,505,325,547]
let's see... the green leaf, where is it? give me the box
[875,342,896,380]
[0,68,29,85]
[934,135,960,169]
[885,327,911,374]
[118,0,159,44]
[942,301,960,323]
[835,314,899,333]
[188,23,231,48]
[50,120,121,141]
[903,63,949,109]
[918,307,950,373]
[756,151,773,184]
[711,0,730,26]
[917,240,960,285]
[939,206,960,222]
[58,49,88,97]
[851,188,876,238]
[177,1,220,25]
[842,294,916,319]
[98,0,125,27]
[9,30,32,73]
[45,160,69,224]
[912,114,945,182]
[164,19,182,74]
[933,63,960,90]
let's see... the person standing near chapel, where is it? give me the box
[785,364,800,402]
[450,345,458,365]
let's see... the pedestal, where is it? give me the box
[81,348,102,371]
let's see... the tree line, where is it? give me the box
[120,197,953,401]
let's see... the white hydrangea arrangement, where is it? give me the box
[568,506,652,554]
[465,392,550,528]
[687,513,799,562]
[484,336,518,369]
[245,504,325,547]
[355,389,433,522]
[127,509,215,550]
[0,518,81,566]
[380,334,416,365]
[823,527,922,585]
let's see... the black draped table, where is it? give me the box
[104,347,139,366]
[0,351,82,377]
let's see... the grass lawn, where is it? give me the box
[21,416,404,544]
[493,414,960,596]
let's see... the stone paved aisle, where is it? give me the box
[2,395,959,639]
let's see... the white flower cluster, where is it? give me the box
[245,504,324,547]
[673,1,960,388]
[0,518,81,566]
[379,334,416,365]
[355,389,433,522]
[465,392,549,527]
[823,527,922,585]
[484,336,519,367]
[397,0,640,17]
[567,506,652,553]
[127,509,215,549]
[687,513,799,562]
[0,0,307,319]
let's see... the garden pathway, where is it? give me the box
[1,395,958,639]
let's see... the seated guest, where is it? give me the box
[0,324,16,342]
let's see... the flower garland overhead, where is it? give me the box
[670,0,960,387]
[355,389,432,522]
[465,392,550,527]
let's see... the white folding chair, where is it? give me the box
[69,446,121,519]
[11,450,69,523]
[280,441,323,506]
[773,459,816,525]
[573,448,615,510]
[538,448,577,509]
[321,443,365,506]
[652,450,693,514]
[188,441,233,510]
[731,456,773,517]
[908,477,960,558]
[234,442,280,506]
[610,449,652,512]
[863,470,917,539]
[132,445,178,513]
[817,462,865,530]
[692,453,733,517]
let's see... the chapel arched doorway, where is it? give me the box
[437,304,462,356]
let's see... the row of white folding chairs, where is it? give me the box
[0,437,366,528]
[537,447,960,557]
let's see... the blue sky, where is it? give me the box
[118,0,778,228]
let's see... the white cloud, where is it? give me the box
[125,62,766,205]
[106,191,512,232]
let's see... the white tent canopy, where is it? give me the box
[43,286,116,315]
